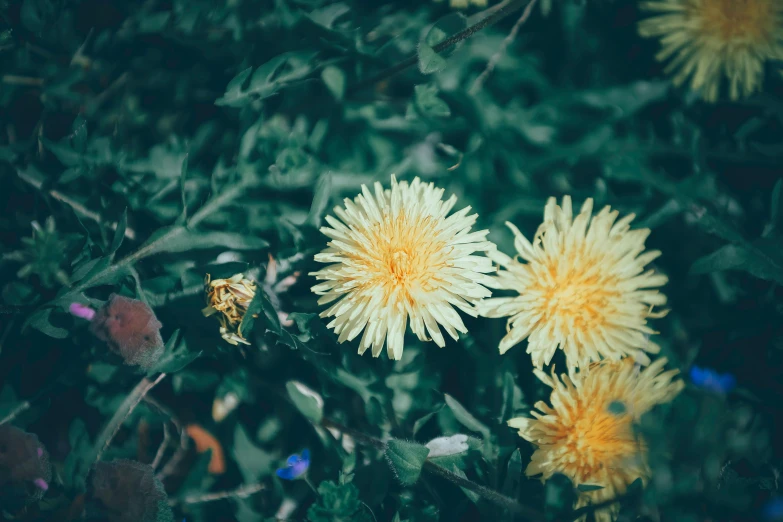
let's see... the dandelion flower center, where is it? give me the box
[310,176,495,360]
[701,0,777,43]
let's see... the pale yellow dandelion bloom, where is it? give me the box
[478,196,668,372]
[638,0,783,102]
[310,176,495,360]
[202,273,257,345]
[509,358,684,522]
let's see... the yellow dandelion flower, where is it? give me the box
[202,273,257,346]
[310,176,496,360]
[638,0,783,102]
[509,358,684,522]
[478,196,668,372]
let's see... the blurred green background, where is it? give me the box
[1,0,782,521]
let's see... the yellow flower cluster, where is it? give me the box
[307,178,682,521]
[201,176,683,521]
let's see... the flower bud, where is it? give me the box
[89,294,164,369]
[89,459,172,522]
[202,274,257,345]
[0,425,51,509]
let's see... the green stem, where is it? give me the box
[82,373,166,483]
[347,0,534,94]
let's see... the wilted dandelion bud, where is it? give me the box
[202,273,257,345]
[0,425,52,509]
[89,459,173,522]
[89,294,165,369]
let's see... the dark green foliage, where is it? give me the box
[307,480,372,522]
[1,0,782,521]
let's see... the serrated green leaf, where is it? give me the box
[385,439,430,486]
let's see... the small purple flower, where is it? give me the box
[276,450,310,480]
[763,497,783,521]
[33,478,49,491]
[689,366,736,394]
[69,302,96,321]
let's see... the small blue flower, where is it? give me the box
[763,497,783,521]
[276,450,310,480]
[689,365,736,394]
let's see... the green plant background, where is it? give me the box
[1,0,782,521]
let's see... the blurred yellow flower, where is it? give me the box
[478,196,668,372]
[203,273,257,345]
[434,0,489,8]
[638,0,783,102]
[310,176,495,360]
[509,358,683,522]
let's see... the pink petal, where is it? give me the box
[69,303,96,321]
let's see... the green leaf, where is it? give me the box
[321,66,345,100]
[149,330,202,374]
[306,172,333,228]
[62,418,91,492]
[233,424,276,483]
[768,179,783,237]
[286,380,324,423]
[216,52,317,108]
[307,3,350,29]
[240,286,281,337]
[417,43,447,75]
[576,484,605,492]
[444,394,489,439]
[501,449,523,510]
[413,84,450,118]
[25,308,68,339]
[308,480,371,522]
[690,239,783,284]
[137,226,268,257]
[385,439,430,486]
[545,473,576,517]
[108,208,127,256]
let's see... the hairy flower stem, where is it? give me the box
[320,417,544,520]
[83,373,167,484]
[347,0,535,94]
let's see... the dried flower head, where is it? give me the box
[203,273,257,345]
[90,459,173,522]
[310,176,495,360]
[638,0,783,102]
[509,358,684,522]
[478,196,668,372]
[0,425,51,509]
[90,294,164,369]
